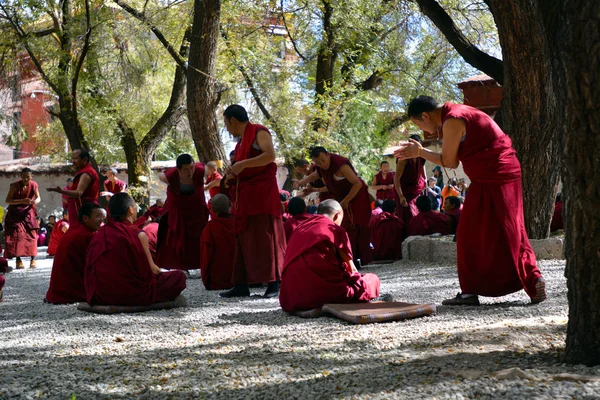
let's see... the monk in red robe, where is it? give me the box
[294,159,332,202]
[134,199,164,227]
[4,168,40,269]
[142,221,159,262]
[408,196,451,236]
[47,149,99,229]
[396,96,546,305]
[200,194,235,290]
[61,178,73,210]
[394,134,427,226]
[85,193,186,306]
[204,161,223,199]
[444,196,462,235]
[220,105,286,298]
[45,203,106,304]
[47,210,69,256]
[370,199,405,261]
[283,197,314,242]
[156,154,209,271]
[550,193,563,232]
[372,161,395,200]
[294,147,372,266]
[101,167,127,198]
[280,199,380,311]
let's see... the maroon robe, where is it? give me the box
[408,211,451,236]
[370,208,383,226]
[442,102,542,297]
[47,219,69,256]
[445,208,462,234]
[4,180,39,258]
[369,211,405,261]
[157,163,208,270]
[45,224,95,304]
[200,216,235,290]
[206,172,223,199]
[231,123,286,285]
[316,154,372,265]
[134,205,163,227]
[142,222,159,262]
[104,178,126,195]
[85,220,186,305]
[395,158,426,225]
[374,171,395,200]
[280,215,380,311]
[550,202,564,232]
[283,213,314,242]
[67,164,99,229]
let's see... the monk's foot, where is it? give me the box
[219,285,250,298]
[376,293,394,302]
[263,282,279,298]
[531,278,547,304]
[29,260,37,269]
[15,259,24,270]
[442,293,480,306]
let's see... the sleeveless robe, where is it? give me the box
[47,219,69,256]
[374,171,395,200]
[4,180,39,258]
[395,158,426,225]
[200,216,235,290]
[67,164,99,229]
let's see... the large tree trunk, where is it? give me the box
[554,0,600,366]
[187,0,225,163]
[312,0,336,131]
[488,1,561,239]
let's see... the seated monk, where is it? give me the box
[200,194,235,290]
[444,196,462,234]
[134,199,164,227]
[45,203,106,304]
[283,197,313,242]
[47,209,69,256]
[85,193,186,306]
[279,199,380,312]
[142,220,159,263]
[370,199,384,226]
[408,196,451,236]
[370,199,406,261]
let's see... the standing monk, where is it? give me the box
[156,154,209,271]
[45,203,106,304]
[4,168,40,269]
[394,134,427,225]
[204,161,223,199]
[219,105,286,298]
[294,147,372,266]
[372,161,395,201]
[395,96,546,305]
[47,149,99,229]
[294,159,331,202]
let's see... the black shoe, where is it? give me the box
[219,284,250,298]
[442,292,480,306]
[263,282,279,298]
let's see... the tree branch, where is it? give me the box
[280,0,306,61]
[416,0,504,84]
[113,0,187,70]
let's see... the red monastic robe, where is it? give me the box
[45,224,95,304]
[67,164,99,229]
[200,216,235,290]
[442,102,542,297]
[408,211,451,236]
[85,220,186,305]
[395,158,426,225]
[134,205,163,227]
[157,164,208,270]
[206,172,223,199]
[316,154,372,265]
[231,123,286,285]
[47,219,69,256]
[445,208,462,234]
[142,222,159,263]
[4,180,39,258]
[280,215,380,311]
[550,202,563,232]
[374,171,395,200]
[370,211,405,261]
[104,178,126,195]
[283,213,314,242]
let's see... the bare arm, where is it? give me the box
[338,164,363,209]
[204,178,221,191]
[48,174,93,198]
[61,223,69,233]
[337,247,358,274]
[5,185,27,205]
[294,170,320,188]
[138,231,161,275]
[158,172,169,185]
[33,187,41,205]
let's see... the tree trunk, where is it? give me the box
[488,1,561,239]
[312,0,336,131]
[187,0,225,163]
[554,0,600,366]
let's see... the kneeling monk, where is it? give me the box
[85,193,186,306]
[283,197,313,242]
[45,203,106,304]
[408,196,451,236]
[279,199,380,312]
[200,194,235,290]
[370,199,406,261]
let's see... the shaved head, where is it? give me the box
[318,199,343,218]
[211,194,231,216]
[109,192,136,220]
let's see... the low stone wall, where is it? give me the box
[402,236,564,262]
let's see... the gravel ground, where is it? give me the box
[1,254,599,399]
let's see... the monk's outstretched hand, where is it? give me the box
[46,186,62,193]
[393,139,422,160]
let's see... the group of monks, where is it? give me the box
[1,99,550,310]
